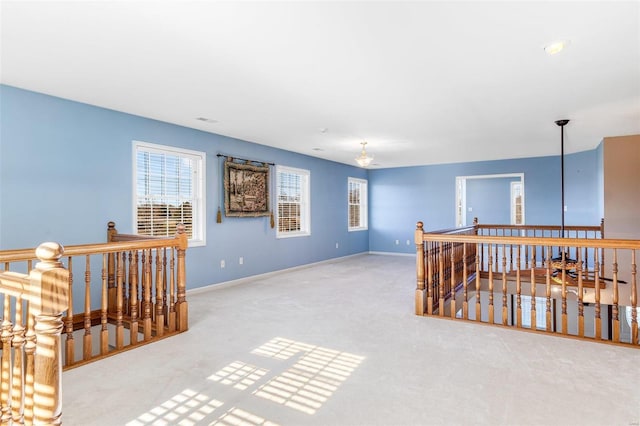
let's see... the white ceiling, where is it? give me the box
[2,1,639,168]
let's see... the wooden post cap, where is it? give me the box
[35,242,64,262]
[107,221,116,230]
[416,221,424,230]
[176,223,186,234]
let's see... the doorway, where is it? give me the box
[455,173,525,227]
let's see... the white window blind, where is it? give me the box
[133,141,205,246]
[276,166,310,238]
[348,177,368,231]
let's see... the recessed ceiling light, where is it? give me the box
[544,40,569,55]
[195,117,218,123]
[312,147,324,151]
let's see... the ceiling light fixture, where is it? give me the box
[355,141,374,168]
[544,40,569,55]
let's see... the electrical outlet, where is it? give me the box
[406,240,410,245]
[220,260,225,268]
[239,257,243,265]
[336,242,339,249]
[395,240,399,245]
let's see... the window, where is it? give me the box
[520,295,549,330]
[276,165,310,238]
[133,141,205,246]
[348,177,368,231]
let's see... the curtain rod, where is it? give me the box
[216,153,275,166]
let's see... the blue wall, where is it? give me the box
[0,85,369,289]
[1,84,603,281]
[368,150,601,254]
[465,177,517,226]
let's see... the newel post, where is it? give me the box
[106,221,117,243]
[415,221,426,315]
[30,242,69,426]
[175,224,189,331]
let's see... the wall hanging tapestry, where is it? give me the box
[224,159,270,217]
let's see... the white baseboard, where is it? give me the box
[368,251,414,257]
[187,252,368,295]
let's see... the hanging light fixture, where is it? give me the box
[355,141,373,167]
[552,119,579,277]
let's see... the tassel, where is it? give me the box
[270,211,275,229]
[216,207,222,223]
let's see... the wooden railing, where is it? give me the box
[0,242,68,425]
[415,220,639,347]
[0,222,189,369]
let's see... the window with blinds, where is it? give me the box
[276,165,310,238]
[133,141,205,246]
[348,177,368,231]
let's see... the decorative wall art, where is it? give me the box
[224,159,270,217]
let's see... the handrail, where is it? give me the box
[0,236,185,263]
[421,233,640,250]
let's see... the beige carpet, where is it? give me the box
[63,254,640,425]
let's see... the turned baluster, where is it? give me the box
[83,255,92,361]
[450,245,456,319]
[631,250,638,345]
[475,243,481,321]
[129,251,139,344]
[462,243,468,320]
[427,243,434,315]
[546,246,553,332]
[163,248,168,324]
[155,249,165,337]
[438,243,445,317]
[107,248,116,314]
[143,249,153,340]
[123,252,130,316]
[1,290,14,423]
[577,248,585,337]
[175,224,189,332]
[501,245,508,325]
[516,245,522,328]
[530,246,537,328]
[612,249,620,343]
[64,256,74,367]
[23,304,35,425]
[10,293,26,424]
[115,251,125,349]
[167,249,176,332]
[487,244,494,324]
[100,254,109,355]
[594,252,602,339]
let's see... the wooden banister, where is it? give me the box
[1,221,190,371]
[415,219,640,349]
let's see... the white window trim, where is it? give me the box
[276,165,311,239]
[348,177,368,232]
[132,141,206,247]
